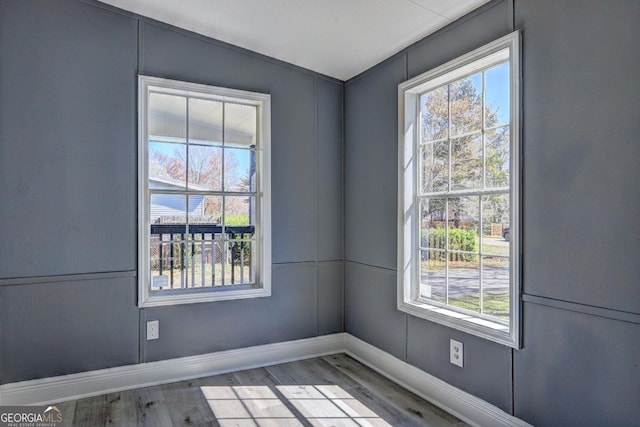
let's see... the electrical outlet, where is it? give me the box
[147,320,159,340]
[450,339,463,367]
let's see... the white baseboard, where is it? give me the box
[0,333,530,426]
[343,335,531,427]
[0,333,347,406]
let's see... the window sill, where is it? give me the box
[139,286,271,308]
[398,299,519,348]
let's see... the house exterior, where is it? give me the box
[149,177,206,223]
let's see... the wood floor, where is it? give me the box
[55,354,468,426]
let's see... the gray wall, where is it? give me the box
[0,0,343,383]
[2,0,639,425]
[344,0,640,425]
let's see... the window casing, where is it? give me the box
[138,76,271,307]
[398,32,521,347]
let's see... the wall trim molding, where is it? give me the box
[0,271,136,287]
[522,294,640,325]
[345,260,397,276]
[0,333,530,426]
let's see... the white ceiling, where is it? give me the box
[99,0,490,80]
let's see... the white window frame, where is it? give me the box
[138,75,271,307]
[397,32,521,348]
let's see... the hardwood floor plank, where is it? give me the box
[267,357,445,427]
[268,357,422,426]
[56,354,466,426]
[161,379,217,426]
[198,372,241,387]
[71,393,111,426]
[233,367,317,426]
[101,390,140,427]
[55,399,76,427]
[232,367,279,387]
[131,385,174,426]
[313,358,432,426]
[267,358,360,390]
[323,354,468,426]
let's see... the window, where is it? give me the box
[138,76,271,307]
[397,32,521,347]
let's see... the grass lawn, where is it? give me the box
[449,292,510,321]
[481,242,509,256]
[422,258,508,269]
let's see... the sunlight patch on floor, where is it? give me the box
[200,384,392,427]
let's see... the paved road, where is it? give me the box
[420,266,509,300]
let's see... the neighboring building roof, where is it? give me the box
[149,176,210,191]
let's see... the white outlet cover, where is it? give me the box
[147,320,159,340]
[450,339,463,367]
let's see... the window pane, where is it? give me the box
[451,134,482,190]
[149,141,186,187]
[150,243,167,290]
[448,196,479,252]
[150,194,186,225]
[420,86,448,142]
[187,145,222,191]
[150,240,185,290]
[481,255,510,321]
[482,194,510,255]
[448,252,480,313]
[189,98,223,145]
[447,195,480,312]
[149,194,187,290]
[204,195,223,224]
[420,198,446,250]
[420,141,448,193]
[224,148,255,192]
[485,126,510,188]
[485,61,510,128]
[186,196,223,288]
[224,238,255,285]
[187,230,224,288]
[224,103,257,148]
[212,233,225,287]
[186,195,221,224]
[450,73,482,136]
[224,196,254,226]
[149,93,186,142]
[420,250,446,303]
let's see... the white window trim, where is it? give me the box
[397,31,521,348]
[138,75,271,307]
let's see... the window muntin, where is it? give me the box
[398,32,520,347]
[139,76,271,307]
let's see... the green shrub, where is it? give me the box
[421,227,477,261]
[225,213,250,225]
